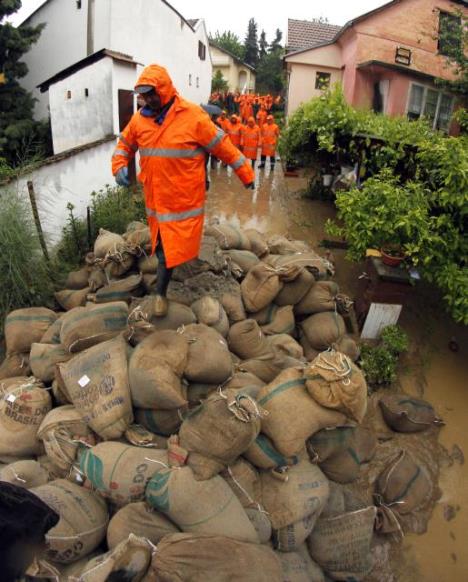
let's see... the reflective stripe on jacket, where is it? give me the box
[241,125,261,160]
[261,123,280,157]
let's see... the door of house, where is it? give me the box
[118,89,136,183]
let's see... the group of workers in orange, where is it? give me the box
[215,109,280,169]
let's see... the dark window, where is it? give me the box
[76,0,81,8]
[198,41,206,61]
[66,90,71,99]
[438,12,462,57]
[315,71,331,90]
[84,88,89,97]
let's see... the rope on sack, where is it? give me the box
[227,465,268,515]
[10,468,26,483]
[373,492,405,540]
[144,457,170,470]
[218,386,263,422]
[46,522,108,541]
[313,351,352,386]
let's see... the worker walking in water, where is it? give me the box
[112,64,254,317]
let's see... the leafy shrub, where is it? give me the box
[380,324,410,354]
[0,190,54,333]
[360,325,409,386]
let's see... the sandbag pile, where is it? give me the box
[0,221,443,581]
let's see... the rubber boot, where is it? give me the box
[258,155,266,169]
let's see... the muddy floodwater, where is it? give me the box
[206,163,468,582]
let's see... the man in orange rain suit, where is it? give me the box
[259,114,280,170]
[256,105,268,128]
[112,64,254,317]
[225,114,243,148]
[241,116,261,168]
[216,110,229,132]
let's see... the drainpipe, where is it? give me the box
[87,0,95,55]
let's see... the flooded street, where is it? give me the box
[206,162,468,582]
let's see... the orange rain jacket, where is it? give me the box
[261,117,280,157]
[216,113,229,132]
[241,118,261,161]
[225,116,243,147]
[112,65,254,268]
[256,108,267,127]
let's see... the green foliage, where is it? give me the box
[0,3,49,167]
[211,70,228,93]
[453,107,468,132]
[243,18,259,67]
[285,86,467,323]
[360,325,409,386]
[269,28,283,53]
[259,29,267,58]
[255,50,285,94]
[435,9,467,97]
[0,189,54,332]
[209,30,245,61]
[326,169,431,261]
[55,185,145,269]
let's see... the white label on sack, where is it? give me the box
[6,394,16,402]
[78,375,91,387]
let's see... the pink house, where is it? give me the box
[285,0,467,134]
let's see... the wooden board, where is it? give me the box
[361,302,402,339]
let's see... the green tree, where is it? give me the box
[243,18,259,67]
[0,0,47,167]
[259,29,267,58]
[209,30,245,61]
[211,70,228,93]
[256,51,285,94]
[269,28,283,53]
[435,9,467,98]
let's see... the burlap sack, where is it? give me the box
[146,301,196,330]
[37,405,95,471]
[268,334,304,360]
[298,331,320,362]
[305,351,367,423]
[181,324,233,384]
[142,273,158,294]
[294,281,339,315]
[228,319,271,359]
[71,535,154,582]
[107,502,179,549]
[241,263,284,312]
[144,533,282,582]
[187,383,218,405]
[379,394,443,433]
[51,378,70,405]
[275,269,315,307]
[205,223,251,250]
[221,458,261,509]
[5,307,57,355]
[242,228,268,257]
[223,371,265,391]
[94,228,125,258]
[124,224,151,247]
[307,426,377,484]
[261,305,295,336]
[88,267,108,292]
[331,335,360,362]
[268,251,332,279]
[55,288,91,311]
[260,459,329,530]
[66,267,91,290]
[0,459,49,488]
[104,252,135,279]
[276,545,325,582]
[299,312,346,351]
[250,303,278,325]
[30,343,71,383]
[257,368,346,457]
[220,292,246,323]
[138,254,158,274]
[40,317,63,344]
[146,466,258,542]
[134,407,186,436]
[239,352,304,384]
[244,433,300,470]
[179,389,263,480]
[274,516,318,552]
[0,353,30,380]
[224,249,260,274]
[267,235,308,255]
[79,442,168,506]
[60,302,129,353]
[245,508,272,544]
[57,336,133,439]
[129,330,188,410]
[32,479,108,564]
[376,450,432,516]
[190,296,229,337]
[0,377,52,457]
[95,273,143,304]
[307,506,376,581]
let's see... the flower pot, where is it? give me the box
[322,174,333,187]
[380,247,405,267]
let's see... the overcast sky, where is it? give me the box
[10,0,389,40]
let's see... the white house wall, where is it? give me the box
[49,57,114,154]
[21,0,89,120]
[3,140,117,246]
[112,60,143,136]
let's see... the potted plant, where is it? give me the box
[326,169,431,265]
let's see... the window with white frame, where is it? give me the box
[407,83,455,132]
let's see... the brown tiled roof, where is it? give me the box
[287,18,342,53]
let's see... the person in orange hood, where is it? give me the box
[225,114,243,148]
[216,110,229,132]
[259,114,280,170]
[256,106,267,128]
[241,117,261,168]
[112,64,254,316]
